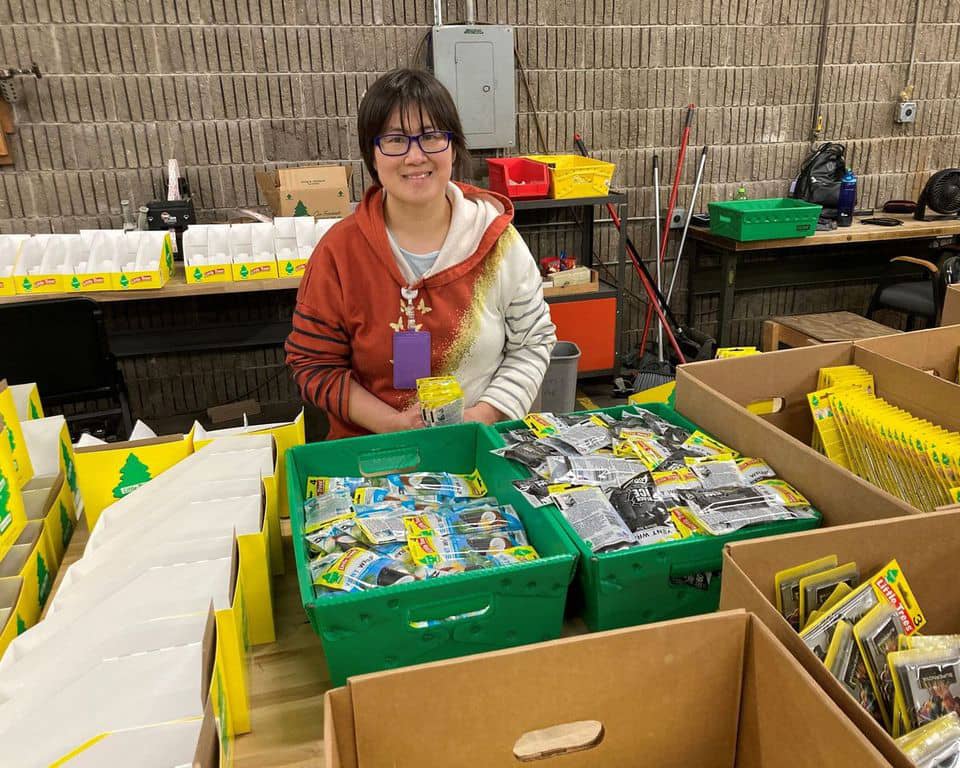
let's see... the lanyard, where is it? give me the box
[401,286,419,331]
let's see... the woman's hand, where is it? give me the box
[462,402,506,426]
[386,403,426,432]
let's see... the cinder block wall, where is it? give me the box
[2,1,958,346]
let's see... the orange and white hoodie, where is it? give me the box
[285,181,557,440]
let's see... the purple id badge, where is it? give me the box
[393,330,431,389]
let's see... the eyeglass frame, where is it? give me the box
[374,130,454,157]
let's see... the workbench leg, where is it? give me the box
[718,250,738,347]
[761,320,779,352]
[686,241,698,328]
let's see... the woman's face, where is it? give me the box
[373,105,454,210]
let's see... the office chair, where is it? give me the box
[867,249,960,329]
[0,296,133,440]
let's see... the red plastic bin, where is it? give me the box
[486,158,550,200]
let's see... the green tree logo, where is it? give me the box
[294,200,309,216]
[61,440,77,494]
[239,265,249,279]
[119,274,129,288]
[112,453,152,499]
[29,400,40,420]
[285,193,293,200]
[59,501,74,549]
[4,429,17,476]
[284,261,294,275]
[0,477,11,534]
[71,275,80,290]
[193,267,203,281]
[15,615,25,635]
[36,553,51,608]
[21,278,32,291]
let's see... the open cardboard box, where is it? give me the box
[183,224,233,284]
[21,414,82,512]
[228,222,279,282]
[856,325,960,387]
[943,284,960,326]
[719,507,960,768]
[74,431,194,530]
[8,382,43,422]
[53,697,225,768]
[13,234,76,294]
[0,606,236,767]
[326,610,890,767]
[0,520,56,628]
[112,231,174,291]
[256,164,352,219]
[69,230,123,292]
[0,234,29,296]
[0,541,251,737]
[21,472,74,571]
[0,379,35,489]
[675,341,960,515]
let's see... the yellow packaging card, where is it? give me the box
[757,478,810,507]
[715,346,759,359]
[75,435,193,530]
[773,555,838,630]
[0,448,28,561]
[798,562,859,629]
[682,431,739,458]
[0,384,34,489]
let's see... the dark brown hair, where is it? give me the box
[357,68,468,186]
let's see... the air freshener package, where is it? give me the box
[774,555,839,631]
[854,602,906,730]
[825,620,885,725]
[315,547,418,592]
[896,712,960,768]
[890,647,960,732]
[799,562,860,629]
[303,492,354,534]
[551,486,635,553]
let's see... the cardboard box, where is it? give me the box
[193,410,305,520]
[0,607,236,767]
[112,231,174,291]
[51,699,226,768]
[183,224,233,284]
[0,235,29,297]
[0,444,28,562]
[0,380,34,489]
[228,222,280,282]
[21,415,82,512]
[74,432,193,530]
[856,325,960,386]
[0,520,56,627]
[675,341,960,515]
[8,383,43,422]
[325,610,890,768]
[22,472,75,571]
[0,578,26,660]
[719,507,960,768]
[13,234,76,295]
[543,268,600,298]
[943,283,960,326]
[255,165,352,219]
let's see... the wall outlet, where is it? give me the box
[896,101,917,123]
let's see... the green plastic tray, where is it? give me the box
[495,403,823,631]
[708,197,822,242]
[286,422,579,685]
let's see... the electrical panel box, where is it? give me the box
[431,25,516,150]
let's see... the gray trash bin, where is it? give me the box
[536,341,581,413]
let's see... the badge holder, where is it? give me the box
[393,286,431,389]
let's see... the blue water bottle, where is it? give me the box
[837,168,857,227]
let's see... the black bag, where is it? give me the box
[791,142,846,208]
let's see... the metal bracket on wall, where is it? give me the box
[0,63,42,166]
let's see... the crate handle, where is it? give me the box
[513,721,604,761]
[717,213,733,224]
[357,446,421,477]
[407,593,492,629]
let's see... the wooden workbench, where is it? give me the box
[0,271,302,305]
[687,215,960,346]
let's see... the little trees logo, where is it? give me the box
[112,453,152,499]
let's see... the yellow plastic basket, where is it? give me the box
[525,154,616,199]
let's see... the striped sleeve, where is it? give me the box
[284,247,353,423]
[478,233,557,420]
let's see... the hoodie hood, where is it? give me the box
[354,181,516,288]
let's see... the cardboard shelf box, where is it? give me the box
[0,379,35,489]
[0,521,56,629]
[675,341,960,515]
[20,414,82,513]
[0,235,29,296]
[255,165,352,219]
[326,610,890,768]
[8,382,43,422]
[856,325,960,388]
[719,507,960,768]
[943,283,960,327]
[21,472,75,572]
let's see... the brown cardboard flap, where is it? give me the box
[0,576,23,611]
[943,284,960,327]
[346,612,747,767]
[737,617,890,768]
[194,698,219,768]
[856,325,960,391]
[74,433,187,454]
[674,366,916,525]
[324,687,357,768]
[276,165,350,187]
[201,603,217,710]
[721,508,960,768]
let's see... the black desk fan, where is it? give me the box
[915,169,960,220]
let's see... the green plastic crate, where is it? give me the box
[708,197,822,242]
[285,422,579,685]
[495,403,822,631]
